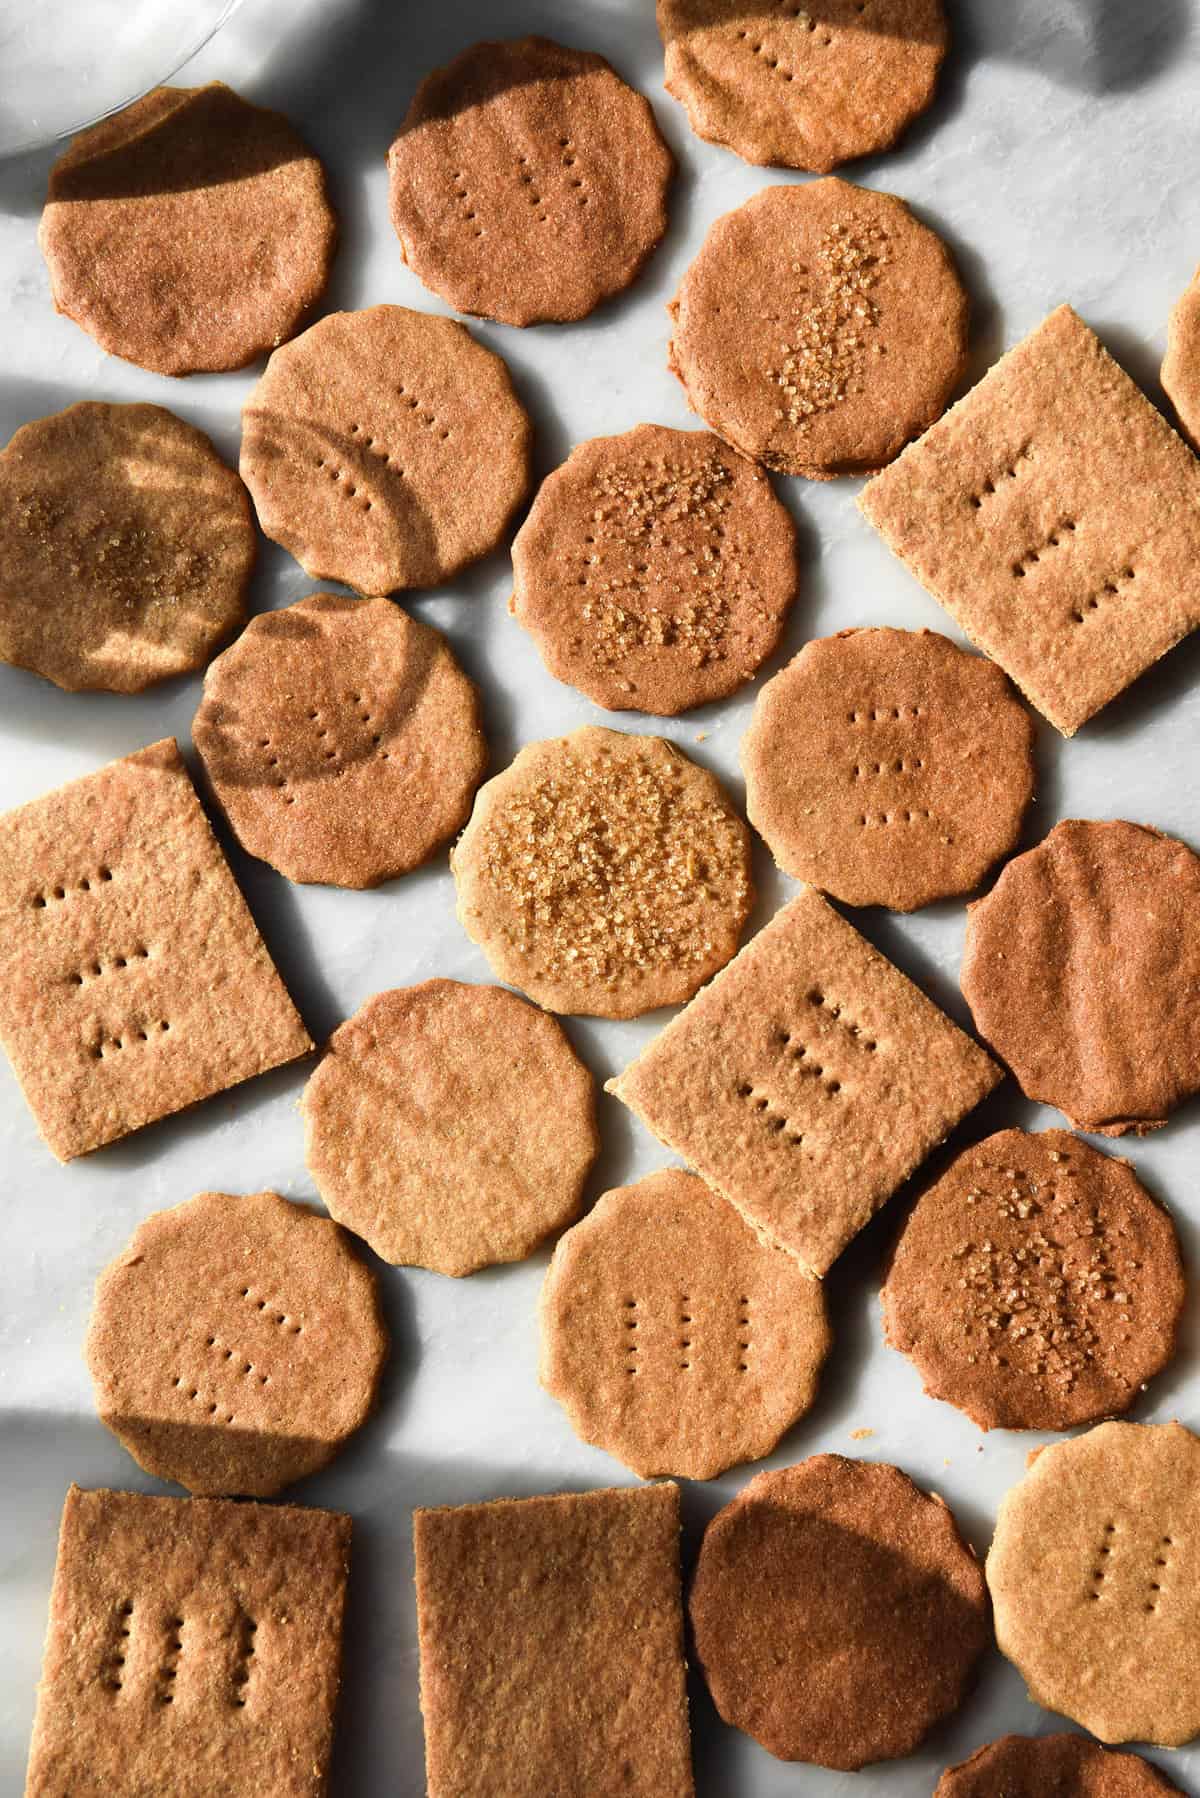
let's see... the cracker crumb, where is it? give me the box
[849,1427,875,1441]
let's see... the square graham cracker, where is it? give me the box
[858,304,1200,735]
[414,1482,695,1798]
[25,1485,351,1798]
[608,889,1001,1277]
[0,738,312,1159]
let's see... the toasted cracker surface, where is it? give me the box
[25,1484,350,1797]
[608,887,999,1273]
[0,739,311,1160]
[859,305,1200,734]
[935,1732,1185,1796]
[414,1482,693,1797]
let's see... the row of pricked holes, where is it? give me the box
[1012,519,1076,577]
[1090,1524,1174,1614]
[776,1029,842,1095]
[32,866,113,909]
[90,1020,170,1058]
[969,447,1034,509]
[453,168,484,237]
[857,809,934,827]
[69,946,150,985]
[736,1080,804,1147]
[808,988,879,1055]
[240,1285,304,1334]
[103,1599,135,1691]
[1072,566,1136,625]
[104,1606,258,1710]
[853,758,925,777]
[849,705,922,724]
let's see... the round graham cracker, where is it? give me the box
[882,1129,1184,1432]
[987,1421,1200,1746]
[387,37,674,327]
[690,1456,988,1768]
[658,0,948,174]
[240,304,532,595]
[962,819,1200,1135]
[510,424,800,715]
[667,179,969,479]
[451,726,753,1018]
[40,83,336,377]
[193,593,486,889]
[86,1190,387,1498]
[936,1733,1186,1797]
[539,1169,830,1479]
[742,628,1035,909]
[1162,266,1200,452]
[301,981,599,1276]
[0,402,253,694]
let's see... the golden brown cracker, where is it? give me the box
[0,739,311,1161]
[302,981,598,1276]
[25,1484,350,1797]
[0,401,253,693]
[987,1421,1200,1746]
[658,0,948,173]
[510,424,799,715]
[193,593,486,889]
[540,1168,830,1479]
[1162,265,1200,452]
[935,1733,1186,1797]
[414,1482,694,1797]
[40,83,336,376]
[961,819,1200,1135]
[742,627,1035,909]
[882,1128,1184,1431]
[689,1456,988,1768]
[388,36,673,327]
[859,305,1200,735]
[86,1190,387,1496]
[667,179,968,478]
[240,304,532,595]
[452,726,753,1018]
[608,887,1000,1274]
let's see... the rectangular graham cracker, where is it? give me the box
[607,888,1000,1277]
[858,304,1200,735]
[25,1485,351,1798]
[414,1482,695,1798]
[0,738,312,1159]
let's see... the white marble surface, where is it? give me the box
[2,1,1200,1792]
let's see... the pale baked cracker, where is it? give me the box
[40,82,336,377]
[510,423,799,715]
[859,305,1200,735]
[86,1190,388,1496]
[0,739,312,1160]
[240,304,532,596]
[608,887,1000,1274]
[540,1168,830,1480]
[1161,265,1200,452]
[987,1420,1200,1746]
[658,0,947,174]
[0,401,253,694]
[25,1484,350,1797]
[194,593,486,889]
[414,1482,694,1797]
[302,981,598,1276]
[935,1732,1186,1797]
[388,36,674,328]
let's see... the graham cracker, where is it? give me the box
[859,305,1200,736]
[414,1482,694,1797]
[607,888,1000,1275]
[935,1732,1185,1796]
[0,739,312,1160]
[25,1484,351,1797]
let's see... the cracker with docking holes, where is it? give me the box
[25,1484,350,1797]
[193,593,486,889]
[388,37,674,328]
[302,981,599,1276]
[987,1421,1200,1746]
[0,401,253,693]
[657,0,948,174]
[451,726,753,1018]
[935,1733,1186,1797]
[607,887,999,1274]
[86,1190,387,1496]
[40,82,336,376]
[689,1456,988,1768]
[859,305,1200,735]
[882,1128,1184,1431]
[667,179,969,479]
[961,819,1200,1135]
[742,627,1035,910]
[510,424,800,715]
[240,304,532,595]
[0,739,311,1161]
[540,1168,830,1479]
[414,1482,694,1798]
